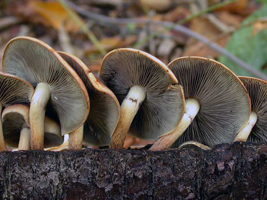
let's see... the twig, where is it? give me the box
[66,0,267,81]
[134,0,237,48]
[57,0,106,55]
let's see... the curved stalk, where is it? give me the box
[150,98,200,151]
[110,86,146,149]
[0,103,7,151]
[234,111,257,142]
[30,83,51,150]
[18,125,31,150]
[68,125,84,150]
[179,141,211,150]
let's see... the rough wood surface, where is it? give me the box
[0,142,266,199]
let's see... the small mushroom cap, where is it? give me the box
[58,51,120,146]
[0,71,34,106]
[2,104,63,148]
[169,57,251,147]
[2,36,89,136]
[99,48,185,140]
[239,76,267,143]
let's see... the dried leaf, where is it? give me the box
[140,0,171,12]
[219,4,267,76]
[183,17,227,58]
[85,35,137,55]
[28,1,82,32]
[216,11,243,28]
[251,19,267,36]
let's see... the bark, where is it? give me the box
[0,142,266,200]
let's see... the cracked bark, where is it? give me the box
[0,142,266,199]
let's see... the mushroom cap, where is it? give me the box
[239,76,267,143]
[2,36,90,136]
[99,48,185,140]
[2,104,63,148]
[2,104,29,147]
[0,71,34,106]
[58,51,120,146]
[169,57,251,147]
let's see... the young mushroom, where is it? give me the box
[2,104,63,150]
[58,52,120,148]
[0,72,34,151]
[234,77,267,143]
[2,36,89,150]
[99,48,185,149]
[150,57,251,151]
[178,141,211,150]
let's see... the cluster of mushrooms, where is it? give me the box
[0,36,266,152]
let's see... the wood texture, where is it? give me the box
[0,142,266,199]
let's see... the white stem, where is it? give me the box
[30,83,51,150]
[0,103,7,151]
[18,125,31,150]
[110,85,146,149]
[150,98,200,151]
[234,111,257,142]
[68,125,84,150]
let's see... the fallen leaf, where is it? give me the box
[163,6,191,22]
[251,19,267,36]
[183,17,227,58]
[140,0,171,12]
[216,11,243,28]
[219,4,267,76]
[85,35,137,55]
[28,1,82,32]
[210,0,248,14]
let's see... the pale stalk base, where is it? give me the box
[18,127,31,150]
[0,104,7,152]
[150,98,200,151]
[179,141,211,150]
[234,111,257,142]
[0,103,7,152]
[110,86,146,149]
[30,83,51,150]
[69,125,84,150]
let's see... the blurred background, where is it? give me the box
[0,0,267,148]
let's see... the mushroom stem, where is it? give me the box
[178,141,211,150]
[110,85,146,149]
[18,125,31,150]
[30,82,51,150]
[234,111,257,142]
[69,125,84,150]
[149,98,200,151]
[0,103,7,152]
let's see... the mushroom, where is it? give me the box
[150,56,251,151]
[2,104,63,150]
[234,77,267,143]
[0,71,34,151]
[2,36,89,150]
[178,141,211,150]
[99,48,185,149]
[58,51,120,148]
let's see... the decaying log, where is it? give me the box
[0,142,266,199]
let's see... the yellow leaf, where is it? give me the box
[252,20,267,37]
[28,1,83,32]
